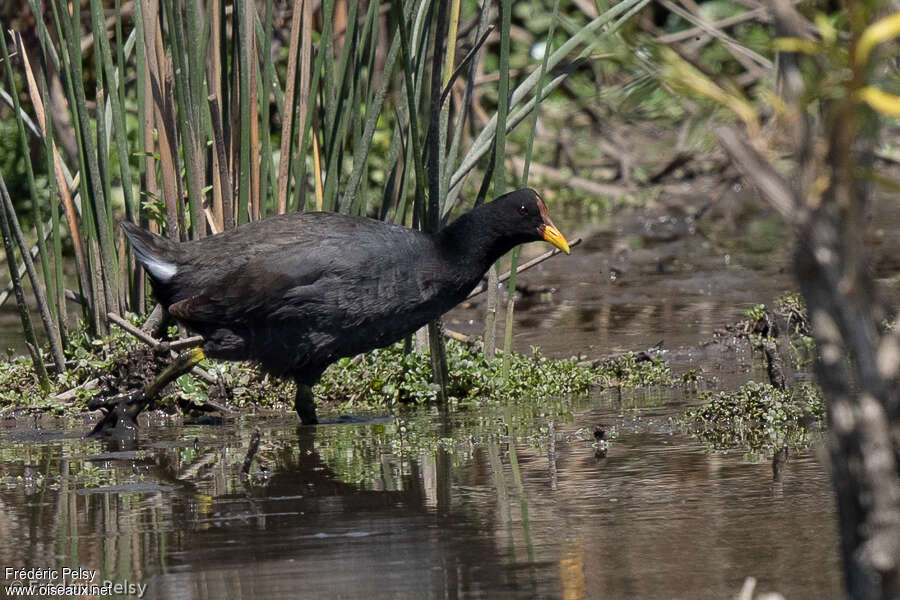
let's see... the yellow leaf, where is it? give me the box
[757,87,790,120]
[856,11,900,67]
[814,13,837,44]
[773,37,820,55]
[857,86,900,117]
[658,48,759,137]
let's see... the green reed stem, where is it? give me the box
[0,190,49,390]
[484,0,512,359]
[503,0,560,379]
[0,31,56,328]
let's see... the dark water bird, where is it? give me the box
[122,188,570,424]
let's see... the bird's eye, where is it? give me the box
[518,205,529,216]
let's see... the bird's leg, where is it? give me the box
[89,348,207,437]
[294,383,318,425]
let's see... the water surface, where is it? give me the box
[1,192,872,599]
[0,389,841,599]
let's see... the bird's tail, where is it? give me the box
[121,222,180,283]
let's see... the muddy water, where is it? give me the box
[4,189,889,599]
[0,392,840,600]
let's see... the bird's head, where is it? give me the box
[495,188,570,254]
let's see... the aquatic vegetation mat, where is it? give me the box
[685,381,825,453]
[1,321,677,417]
[591,351,674,387]
[316,340,596,411]
[0,323,138,411]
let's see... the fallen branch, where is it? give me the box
[715,126,799,223]
[508,157,634,198]
[762,338,787,390]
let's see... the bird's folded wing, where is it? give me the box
[168,295,214,321]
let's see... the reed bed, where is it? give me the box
[0,0,647,390]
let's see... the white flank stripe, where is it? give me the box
[146,257,177,282]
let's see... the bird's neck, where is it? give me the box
[436,205,514,274]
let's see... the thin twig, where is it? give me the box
[657,0,772,70]
[108,311,159,348]
[440,24,495,105]
[467,238,582,299]
[107,312,216,384]
[655,6,771,44]
[167,336,204,351]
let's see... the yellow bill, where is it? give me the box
[540,224,570,254]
